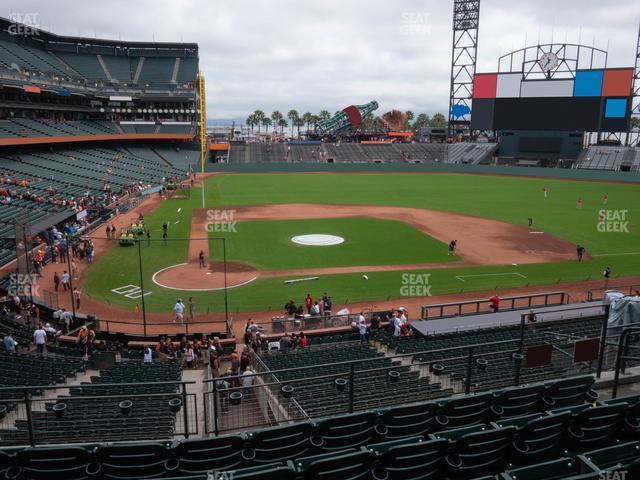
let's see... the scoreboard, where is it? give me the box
[470,68,633,132]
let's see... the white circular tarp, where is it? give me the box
[291,234,344,246]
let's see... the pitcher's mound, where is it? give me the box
[152,261,258,291]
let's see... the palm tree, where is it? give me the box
[430,113,446,127]
[302,112,313,133]
[413,113,429,132]
[318,110,331,121]
[278,118,288,134]
[246,114,255,132]
[405,110,414,129]
[262,117,272,133]
[253,110,265,133]
[311,114,320,131]
[287,110,299,137]
[271,110,283,130]
[294,117,305,137]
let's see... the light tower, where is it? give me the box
[448,0,481,139]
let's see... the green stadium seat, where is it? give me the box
[243,422,314,464]
[96,442,172,480]
[228,463,296,479]
[502,410,571,464]
[378,402,438,439]
[492,384,546,418]
[436,392,494,429]
[11,446,98,480]
[566,404,628,452]
[444,426,516,478]
[171,435,245,474]
[312,412,385,452]
[543,376,598,409]
[500,457,600,480]
[293,448,375,480]
[580,441,640,472]
[371,438,448,480]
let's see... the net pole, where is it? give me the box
[198,71,207,209]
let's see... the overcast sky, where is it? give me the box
[4,0,639,120]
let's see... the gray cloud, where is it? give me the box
[4,0,637,120]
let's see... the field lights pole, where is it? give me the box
[137,238,147,337]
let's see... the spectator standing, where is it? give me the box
[298,332,308,348]
[357,312,367,343]
[241,367,254,400]
[305,294,313,314]
[489,294,500,313]
[61,308,73,332]
[61,270,71,292]
[173,298,185,323]
[33,324,47,355]
[73,287,81,310]
[53,271,60,292]
[603,266,612,289]
[143,346,153,363]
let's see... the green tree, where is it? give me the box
[412,113,429,132]
[318,110,331,121]
[287,109,299,137]
[302,112,313,133]
[278,118,288,134]
[294,117,305,137]
[246,113,256,132]
[253,110,265,133]
[270,110,283,129]
[405,110,414,129]
[261,116,272,133]
[631,116,640,129]
[429,113,446,127]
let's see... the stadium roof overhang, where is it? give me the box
[0,17,198,52]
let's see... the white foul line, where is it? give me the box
[593,252,640,257]
[455,272,527,283]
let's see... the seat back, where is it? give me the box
[568,404,628,451]
[296,449,375,480]
[314,412,381,451]
[173,435,244,473]
[437,393,494,429]
[511,411,571,463]
[544,376,597,409]
[14,446,96,480]
[581,441,640,471]
[245,422,314,463]
[379,402,438,439]
[376,438,448,480]
[501,457,600,480]
[97,442,170,479]
[446,426,515,478]
[230,463,297,480]
[494,384,545,418]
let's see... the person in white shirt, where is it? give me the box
[358,312,367,343]
[143,346,153,363]
[173,299,185,323]
[241,367,255,400]
[33,325,47,356]
[61,309,73,332]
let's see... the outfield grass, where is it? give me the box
[209,217,456,269]
[82,172,640,314]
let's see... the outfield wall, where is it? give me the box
[206,162,640,183]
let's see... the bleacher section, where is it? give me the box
[258,342,450,418]
[361,144,406,162]
[0,119,193,142]
[3,376,640,479]
[324,143,365,162]
[0,361,182,445]
[447,142,497,164]
[576,146,640,171]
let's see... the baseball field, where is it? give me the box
[81,172,639,317]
